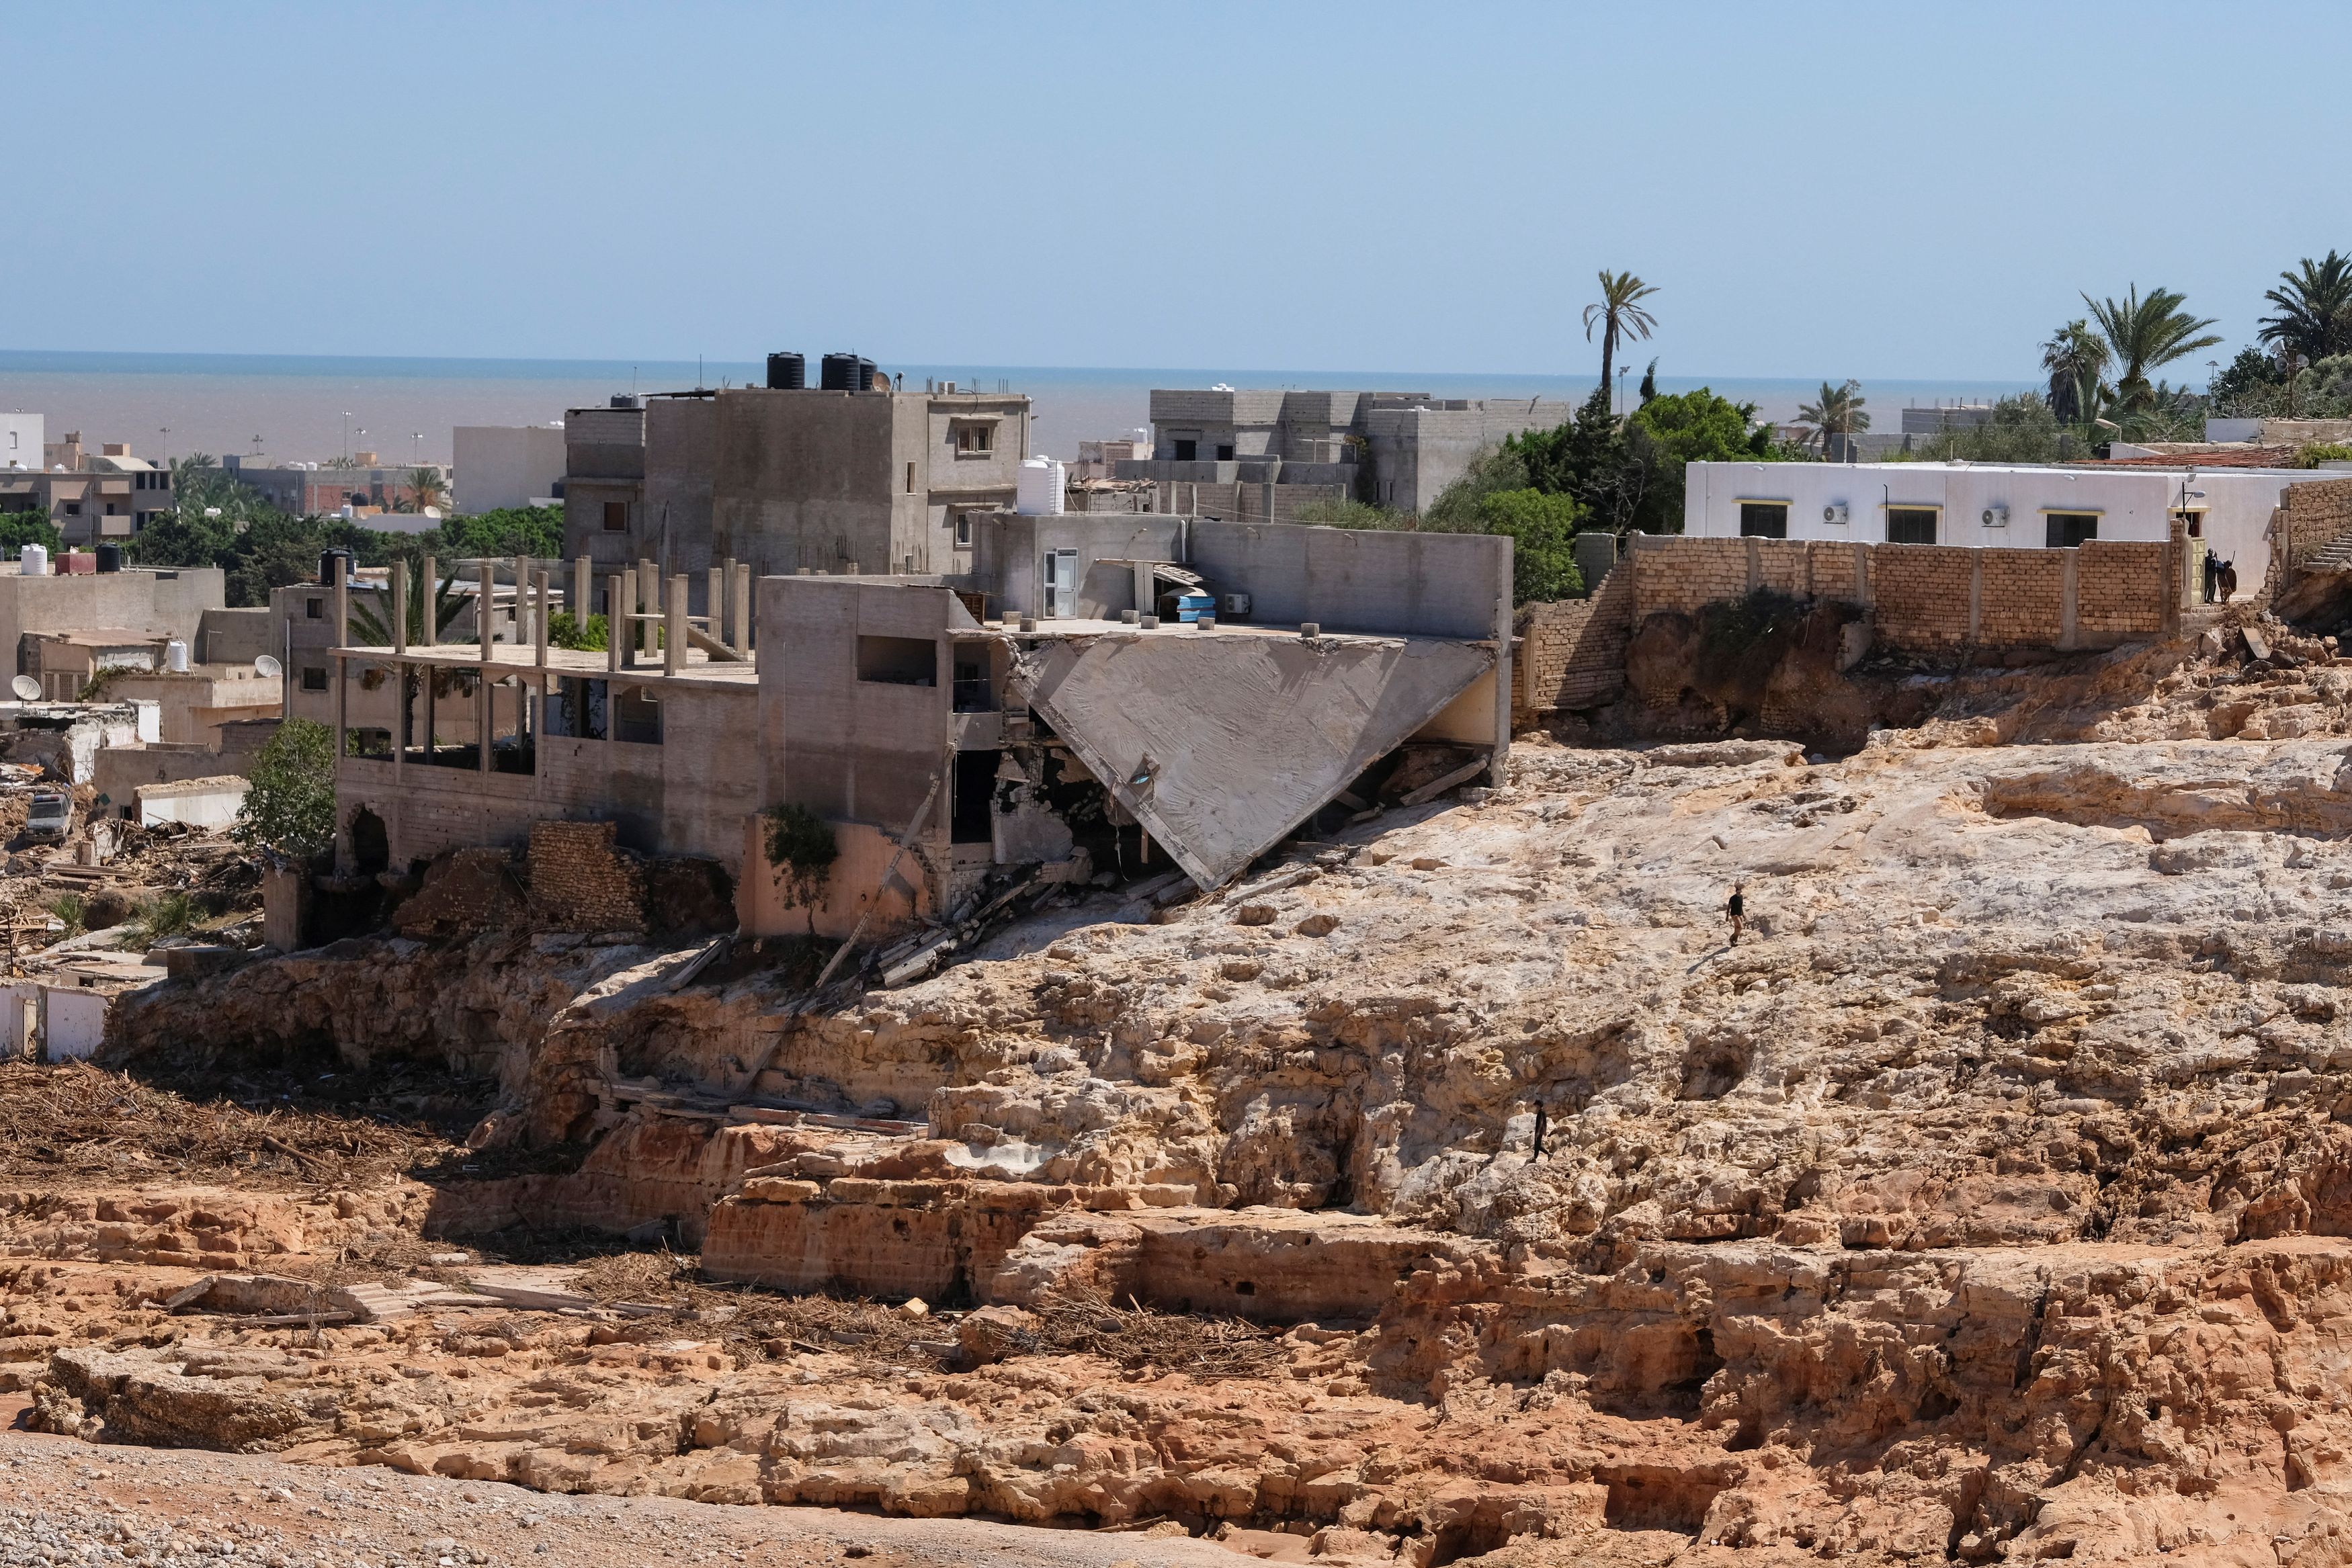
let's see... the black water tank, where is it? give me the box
[820,353,878,392]
[766,352,806,390]
[317,547,355,586]
[93,545,121,574]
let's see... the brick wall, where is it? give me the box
[1518,529,2180,713]
[2280,476,2352,569]
[1516,566,1636,715]
[528,819,647,934]
[2076,540,2170,636]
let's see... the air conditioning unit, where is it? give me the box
[1822,503,1850,525]
[1982,505,2009,527]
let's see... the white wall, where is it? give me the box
[43,986,107,1061]
[454,425,567,513]
[0,413,40,474]
[1683,462,2321,590]
[138,779,249,828]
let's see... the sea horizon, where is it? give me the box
[0,347,2037,469]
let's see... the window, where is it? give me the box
[614,685,662,744]
[1738,502,1788,538]
[1886,507,1938,545]
[953,423,995,455]
[300,666,329,692]
[602,500,627,531]
[64,503,80,518]
[1171,439,1198,462]
[306,597,323,619]
[1215,444,1234,462]
[2045,512,2099,548]
[546,677,608,740]
[906,461,917,494]
[954,511,974,548]
[856,634,937,686]
[952,750,999,844]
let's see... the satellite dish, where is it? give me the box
[11,675,40,701]
[253,654,282,679]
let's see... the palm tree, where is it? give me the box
[1794,380,1870,458]
[2259,251,2352,365]
[406,466,447,513]
[347,562,463,646]
[1583,270,1658,412]
[2082,285,2221,413]
[2040,320,2109,426]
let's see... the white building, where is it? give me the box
[1683,460,2335,590]
[0,412,42,474]
[454,424,566,514]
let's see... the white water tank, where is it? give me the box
[19,544,47,576]
[1015,456,1065,517]
[165,640,190,672]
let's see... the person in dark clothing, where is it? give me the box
[2218,559,2238,602]
[2203,550,2220,604]
[1726,884,1746,946]
[1531,1101,1547,1158]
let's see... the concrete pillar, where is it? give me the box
[1488,538,1512,787]
[572,556,590,623]
[636,558,656,660]
[707,565,724,642]
[420,555,437,647]
[716,557,736,645]
[533,570,550,669]
[477,665,491,774]
[607,572,626,674]
[331,556,348,764]
[476,562,495,657]
[665,574,685,678]
[390,564,408,656]
[513,556,531,646]
[732,562,753,659]
[392,660,405,778]
[331,553,349,651]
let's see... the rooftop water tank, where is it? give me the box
[318,547,354,586]
[93,544,122,574]
[19,544,47,576]
[165,640,189,673]
[610,394,641,410]
[766,352,806,390]
[1015,457,1065,517]
[820,353,877,392]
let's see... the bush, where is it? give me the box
[46,894,85,937]
[233,717,337,859]
[548,611,609,651]
[1468,489,1587,604]
[1290,496,1412,529]
[2298,443,2352,468]
[761,803,838,932]
[0,511,62,556]
[134,891,197,942]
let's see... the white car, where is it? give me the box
[22,792,71,844]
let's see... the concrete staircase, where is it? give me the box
[2306,535,2352,573]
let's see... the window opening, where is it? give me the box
[1886,507,1938,545]
[2045,513,2099,548]
[1738,502,1788,538]
[952,750,1001,844]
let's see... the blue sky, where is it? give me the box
[15,1,2352,383]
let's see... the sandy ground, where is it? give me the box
[0,1414,1254,1568]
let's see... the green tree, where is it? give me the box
[1636,358,1658,406]
[347,561,464,645]
[234,717,337,859]
[2040,320,2111,427]
[1422,445,1534,533]
[407,466,448,513]
[1624,388,1788,533]
[0,511,62,554]
[2084,285,2222,412]
[431,505,564,559]
[2260,251,2352,365]
[2209,344,2285,414]
[1583,269,1658,410]
[1454,489,1585,604]
[1792,380,1870,458]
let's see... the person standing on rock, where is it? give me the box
[1726,884,1746,947]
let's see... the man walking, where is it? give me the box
[1726,883,1745,947]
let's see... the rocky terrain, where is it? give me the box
[17,619,2352,1563]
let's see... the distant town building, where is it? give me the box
[0,436,175,543]
[221,454,450,521]
[1114,389,1579,516]
[0,412,40,474]
[454,424,566,513]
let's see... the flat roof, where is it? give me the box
[331,642,759,689]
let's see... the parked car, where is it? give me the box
[23,791,71,843]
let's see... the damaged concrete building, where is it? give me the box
[327,513,1511,948]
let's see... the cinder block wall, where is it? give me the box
[1516,568,1637,715]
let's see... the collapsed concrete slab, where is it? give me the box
[1017,632,1493,889]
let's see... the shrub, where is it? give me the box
[761,803,839,932]
[548,611,609,651]
[134,891,197,942]
[233,717,337,859]
[1471,489,1587,604]
[46,894,85,937]
[2297,442,2352,468]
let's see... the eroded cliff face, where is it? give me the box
[73,652,2352,1561]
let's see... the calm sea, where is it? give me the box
[0,350,2033,469]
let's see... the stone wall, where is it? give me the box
[1515,568,1636,715]
[528,819,647,934]
[2277,476,2352,570]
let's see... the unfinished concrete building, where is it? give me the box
[1116,388,1579,516]
[560,374,1032,589]
[325,515,1511,953]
